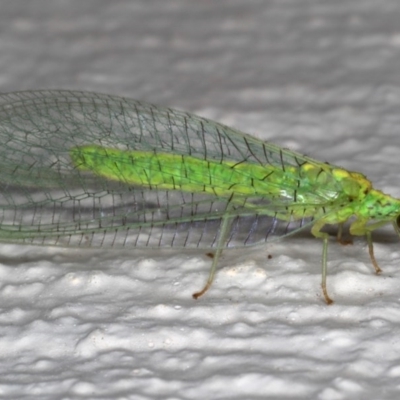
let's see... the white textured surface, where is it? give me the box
[1,1,400,399]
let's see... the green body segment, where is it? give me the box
[69,145,361,206]
[70,145,326,199]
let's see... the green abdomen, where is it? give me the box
[70,145,336,201]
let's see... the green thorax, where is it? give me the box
[358,188,400,220]
[323,167,400,223]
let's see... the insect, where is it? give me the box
[0,90,398,304]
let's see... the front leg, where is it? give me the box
[349,218,382,274]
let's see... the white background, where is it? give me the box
[1,1,400,399]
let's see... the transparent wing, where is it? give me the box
[0,90,341,249]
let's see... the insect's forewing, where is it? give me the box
[0,90,342,249]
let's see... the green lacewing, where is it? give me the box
[0,90,399,304]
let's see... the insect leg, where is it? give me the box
[336,223,343,242]
[350,218,382,274]
[192,215,234,299]
[366,231,382,274]
[336,223,353,245]
[321,236,333,305]
[311,220,333,304]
